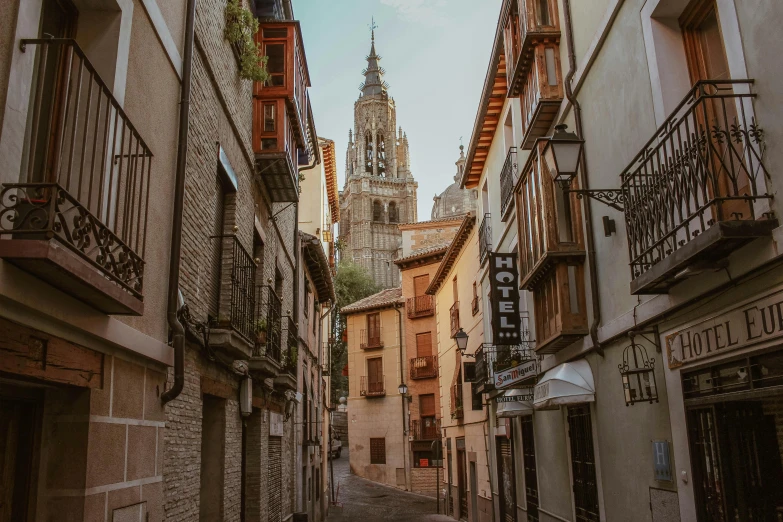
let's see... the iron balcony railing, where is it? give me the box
[360,376,386,397]
[407,295,434,318]
[450,302,460,338]
[282,316,298,374]
[411,419,441,441]
[254,285,282,363]
[214,235,257,341]
[479,213,492,265]
[500,148,518,217]
[451,383,464,419]
[0,39,153,297]
[621,80,771,282]
[360,328,383,349]
[475,343,537,389]
[410,355,438,380]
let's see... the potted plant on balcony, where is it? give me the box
[283,345,298,375]
[224,0,269,82]
[254,318,268,346]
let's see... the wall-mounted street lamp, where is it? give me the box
[454,328,473,358]
[618,334,659,406]
[398,383,408,395]
[544,124,625,212]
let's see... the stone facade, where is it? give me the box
[339,31,418,289]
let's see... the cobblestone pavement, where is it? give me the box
[327,449,453,522]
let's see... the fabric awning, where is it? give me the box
[495,388,534,418]
[533,359,595,410]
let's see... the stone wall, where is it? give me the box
[411,467,441,494]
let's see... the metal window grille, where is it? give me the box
[521,416,539,522]
[370,438,386,464]
[567,405,600,522]
[479,213,492,265]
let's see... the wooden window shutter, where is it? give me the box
[414,275,430,296]
[367,313,380,337]
[420,394,436,417]
[367,357,382,384]
[416,332,433,357]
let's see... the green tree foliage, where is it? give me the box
[329,261,381,404]
[224,0,269,82]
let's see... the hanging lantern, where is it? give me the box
[618,340,659,406]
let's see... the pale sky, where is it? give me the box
[295,0,502,220]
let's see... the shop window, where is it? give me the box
[414,450,443,468]
[370,438,386,464]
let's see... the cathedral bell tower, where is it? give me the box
[339,27,418,289]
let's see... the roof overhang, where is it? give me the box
[320,138,340,223]
[394,246,449,270]
[533,359,595,411]
[301,232,335,302]
[463,5,508,189]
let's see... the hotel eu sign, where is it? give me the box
[666,289,783,369]
[490,253,522,344]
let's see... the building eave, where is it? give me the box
[426,212,476,295]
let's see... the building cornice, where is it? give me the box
[426,212,476,295]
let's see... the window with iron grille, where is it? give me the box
[521,416,539,521]
[567,405,600,522]
[370,438,386,464]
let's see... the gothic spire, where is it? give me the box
[360,20,388,96]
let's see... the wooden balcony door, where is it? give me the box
[367,313,380,345]
[367,357,383,394]
[31,0,78,184]
[681,0,749,220]
[0,393,41,522]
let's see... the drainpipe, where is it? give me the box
[394,306,412,491]
[563,0,603,356]
[162,0,197,404]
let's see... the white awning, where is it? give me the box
[495,388,534,418]
[533,359,595,410]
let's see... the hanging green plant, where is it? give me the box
[224,0,269,82]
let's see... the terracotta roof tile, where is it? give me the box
[341,287,403,315]
[394,243,451,266]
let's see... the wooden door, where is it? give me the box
[457,448,468,521]
[681,0,750,220]
[367,313,380,343]
[497,436,518,522]
[0,397,39,522]
[367,357,382,394]
[688,406,727,522]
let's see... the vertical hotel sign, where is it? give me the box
[490,253,521,343]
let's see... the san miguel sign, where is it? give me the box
[490,253,521,343]
[494,359,537,389]
[666,288,783,369]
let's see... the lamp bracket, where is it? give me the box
[460,352,477,359]
[564,188,626,212]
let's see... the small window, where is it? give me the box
[373,201,384,222]
[261,138,278,151]
[538,0,551,26]
[263,103,276,132]
[370,438,386,464]
[388,202,398,223]
[463,362,476,382]
[471,383,483,411]
[265,43,286,87]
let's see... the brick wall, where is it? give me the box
[411,467,441,493]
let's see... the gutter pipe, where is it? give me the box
[162,0,197,404]
[563,0,603,356]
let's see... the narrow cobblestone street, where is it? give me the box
[327,450,452,522]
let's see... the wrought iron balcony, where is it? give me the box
[251,285,283,376]
[449,302,460,338]
[360,328,383,350]
[410,355,438,380]
[500,148,518,219]
[451,383,464,420]
[407,295,434,319]
[479,213,492,265]
[411,418,440,440]
[360,376,386,397]
[621,80,775,294]
[475,342,537,393]
[0,39,152,315]
[282,316,298,374]
[210,236,256,343]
